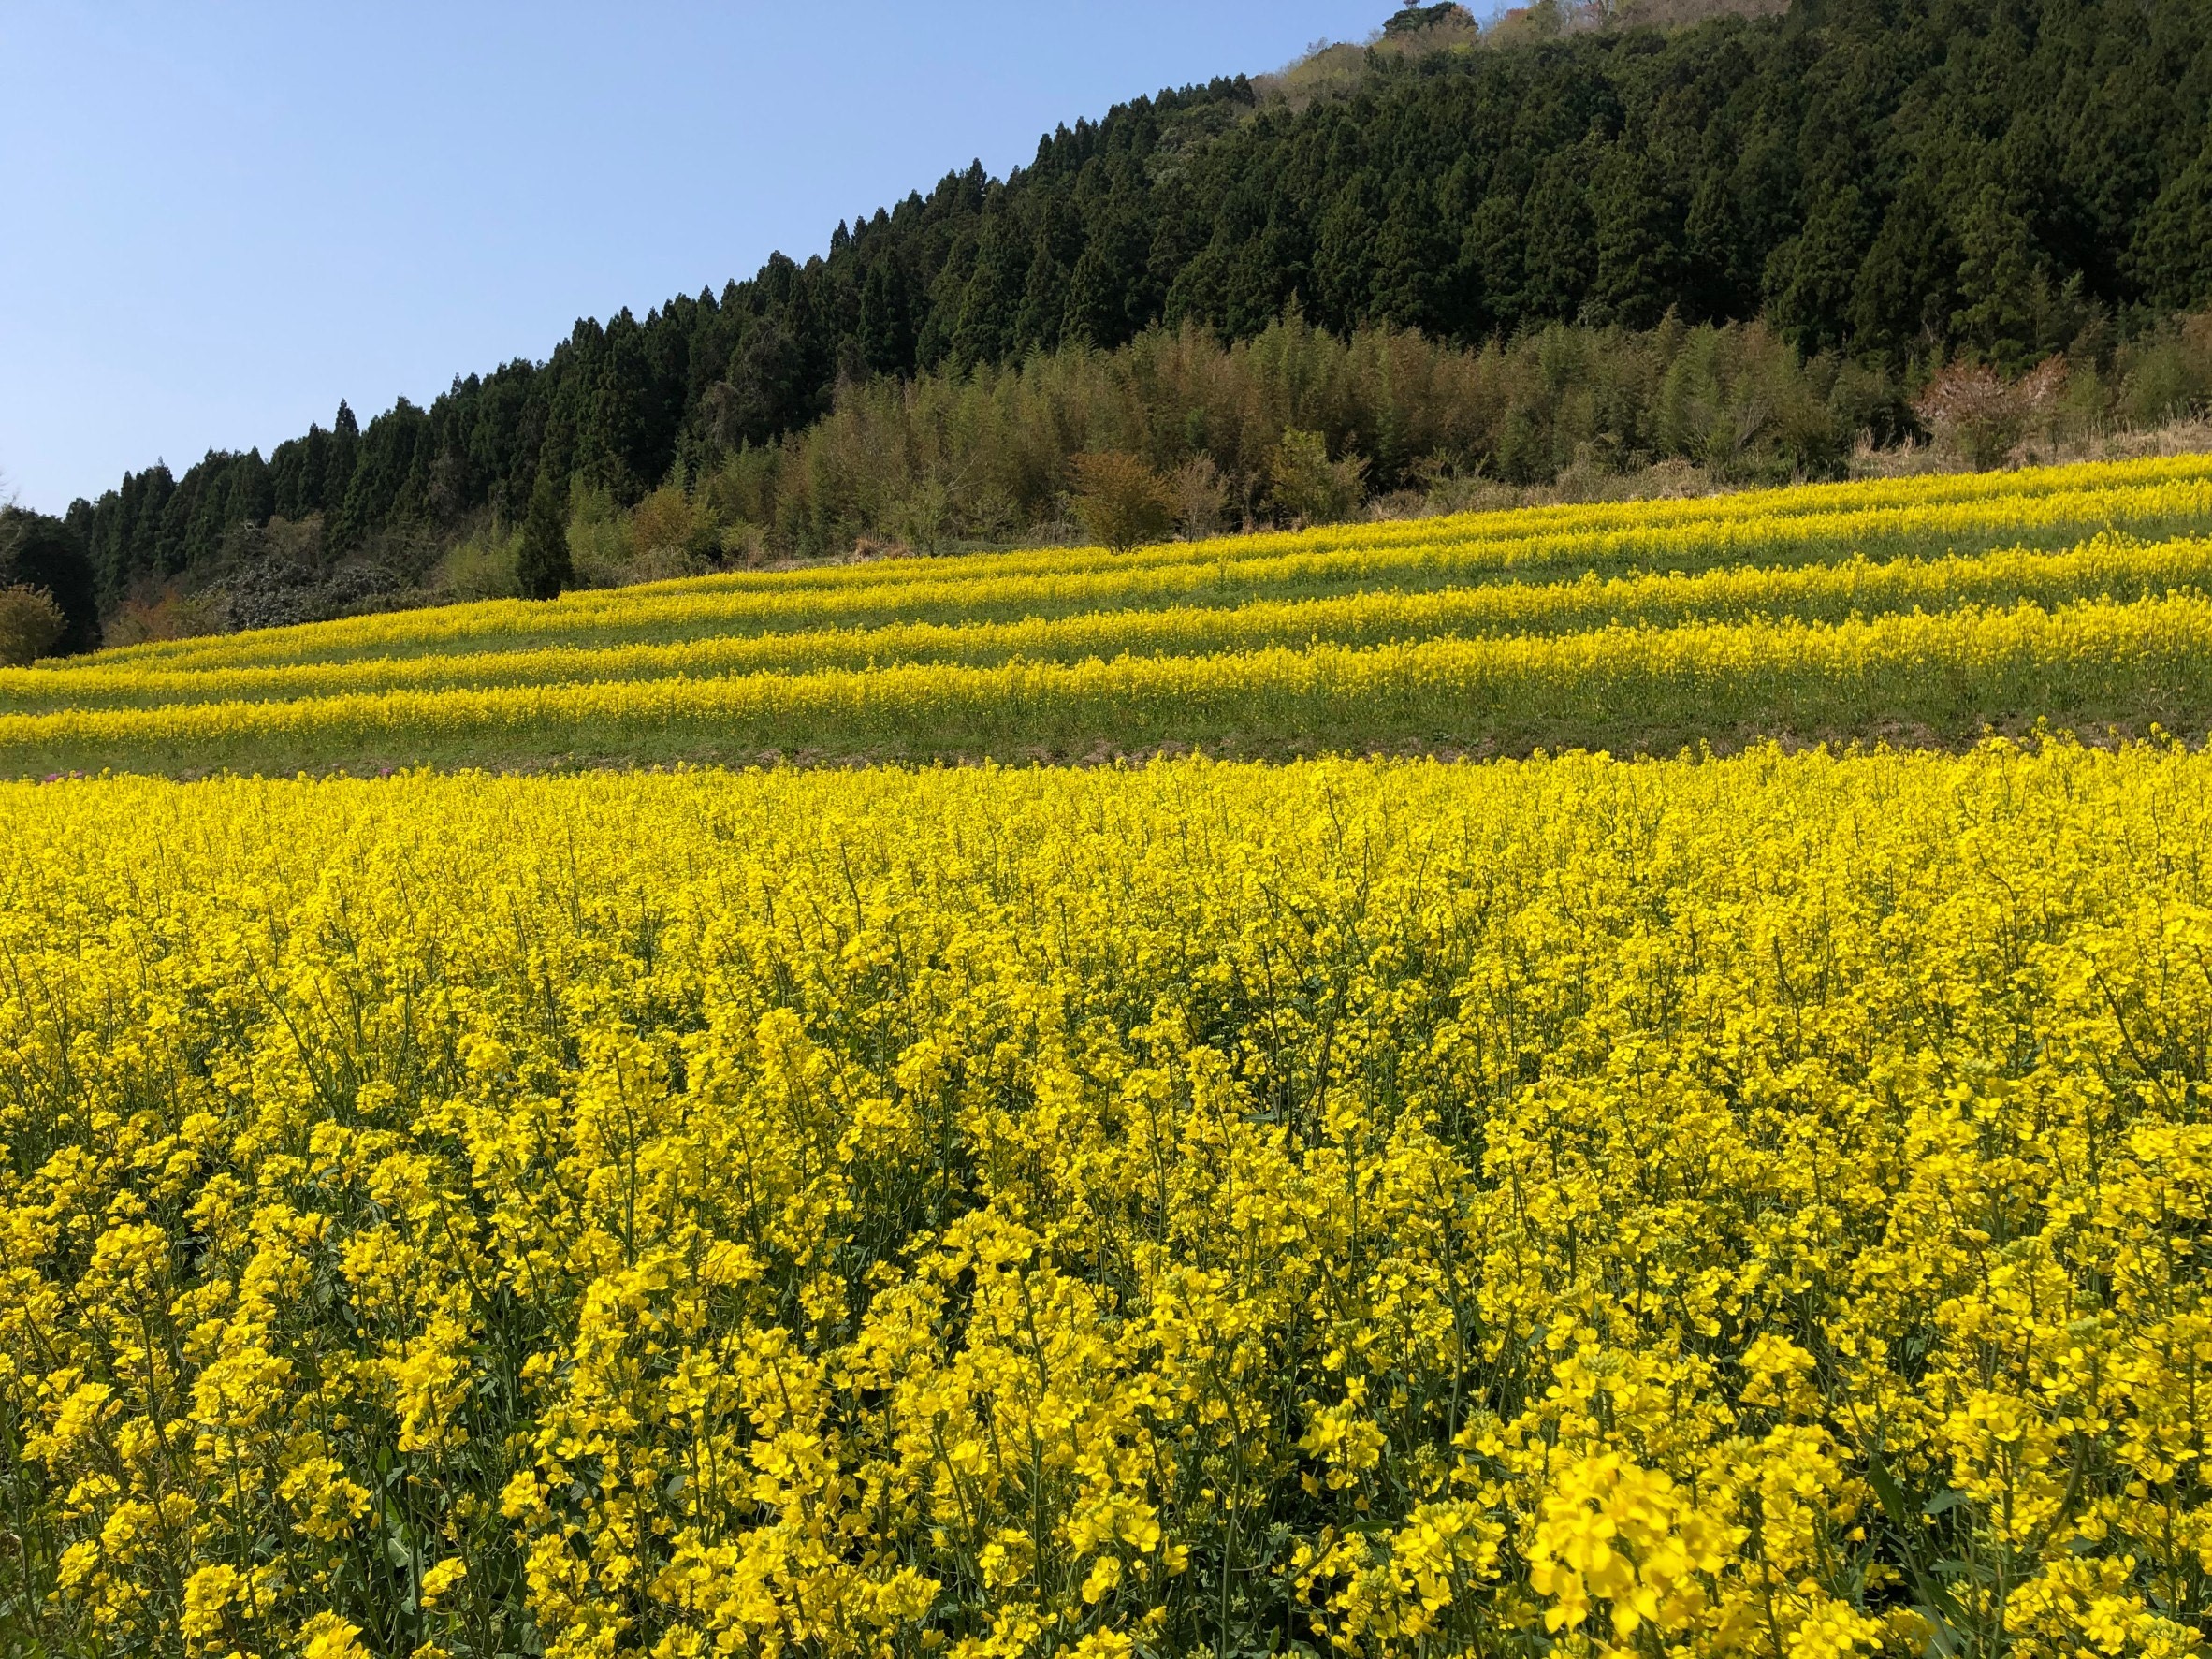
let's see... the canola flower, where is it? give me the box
[4,743,2212,1659]
[58,456,2212,677]
[7,591,2212,774]
[4,532,2206,719]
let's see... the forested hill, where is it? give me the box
[65,0,2212,606]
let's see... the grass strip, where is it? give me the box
[10,594,2211,776]
[7,532,2205,716]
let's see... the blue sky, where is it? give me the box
[0,2,1387,514]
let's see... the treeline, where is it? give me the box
[63,0,2212,610]
[497,309,2212,574]
[68,307,2212,638]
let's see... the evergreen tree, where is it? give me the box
[1313,172,1384,332]
[952,215,1024,370]
[1849,173,1957,360]
[1521,151,1596,323]
[328,400,359,515]
[1768,184,1875,356]
[1062,190,1152,349]
[1590,146,1684,329]
[1950,186,2048,367]
[857,258,915,374]
[719,322,807,448]
[1015,234,1070,355]
[1371,178,1452,335]
[1463,188,1528,336]
[2131,139,2212,312]
[516,471,573,601]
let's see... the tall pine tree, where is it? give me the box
[516,471,573,601]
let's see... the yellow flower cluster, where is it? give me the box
[5,743,2211,1658]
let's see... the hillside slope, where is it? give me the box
[64,0,2212,616]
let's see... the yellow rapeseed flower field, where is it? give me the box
[7,457,2212,1659]
[6,456,2212,774]
[0,589,2205,773]
[6,746,2212,1659]
[2,532,2204,719]
[58,453,2212,677]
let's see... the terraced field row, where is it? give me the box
[10,455,2212,774]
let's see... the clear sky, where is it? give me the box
[0,2,1387,515]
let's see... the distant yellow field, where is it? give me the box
[5,455,2212,774]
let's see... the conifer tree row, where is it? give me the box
[66,0,2212,605]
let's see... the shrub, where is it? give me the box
[630,484,705,563]
[0,584,65,665]
[0,507,101,654]
[618,544,706,586]
[433,528,522,602]
[563,482,631,589]
[2115,313,2212,429]
[1914,357,2067,470]
[1169,455,1233,538]
[1270,429,1369,525]
[101,589,229,648]
[1070,452,1176,551]
[890,478,962,556]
